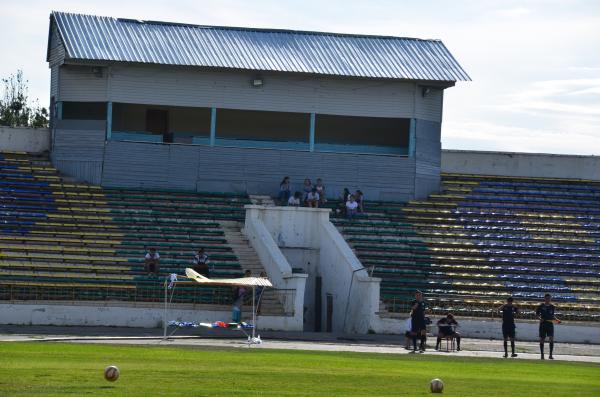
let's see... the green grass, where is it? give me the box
[0,342,599,397]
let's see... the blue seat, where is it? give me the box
[0,188,53,195]
[0,172,34,179]
[0,195,55,203]
[0,228,31,234]
[0,181,49,188]
[0,204,56,212]
[0,220,35,225]
[0,211,48,218]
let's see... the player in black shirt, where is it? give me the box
[499,297,519,358]
[410,290,427,353]
[535,293,561,360]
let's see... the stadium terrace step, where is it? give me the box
[0,152,268,308]
[327,171,600,321]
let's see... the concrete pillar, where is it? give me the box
[309,113,316,152]
[210,107,217,146]
[106,102,113,140]
[409,118,416,158]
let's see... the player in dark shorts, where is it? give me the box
[536,293,561,360]
[500,297,519,358]
[410,290,427,353]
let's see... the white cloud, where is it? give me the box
[494,7,531,18]
[1,0,599,155]
[442,120,600,155]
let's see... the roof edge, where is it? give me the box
[50,10,445,43]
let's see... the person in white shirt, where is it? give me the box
[144,248,160,277]
[346,195,358,219]
[288,191,301,207]
[315,178,327,205]
[306,188,320,208]
[192,247,211,277]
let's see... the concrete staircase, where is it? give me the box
[220,221,287,316]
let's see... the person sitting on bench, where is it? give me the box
[192,247,211,277]
[144,247,160,277]
[435,313,461,351]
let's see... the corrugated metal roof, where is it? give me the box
[50,11,470,82]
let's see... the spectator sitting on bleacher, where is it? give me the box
[306,188,320,208]
[346,195,359,219]
[315,178,327,205]
[278,176,291,204]
[192,247,211,277]
[336,188,351,216]
[355,190,364,212]
[288,191,301,207]
[435,313,461,351]
[302,178,313,203]
[144,248,160,277]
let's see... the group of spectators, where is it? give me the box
[278,176,365,219]
[144,247,211,277]
[144,247,267,322]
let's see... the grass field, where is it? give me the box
[1,342,599,397]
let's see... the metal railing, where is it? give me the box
[0,282,296,316]
[383,297,600,322]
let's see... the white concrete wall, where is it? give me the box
[442,149,600,181]
[372,315,600,344]
[280,247,319,331]
[243,208,307,331]
[0,127,50,153]
[0,301,297,331]
[319,220,382,334]
[244,205,381,334]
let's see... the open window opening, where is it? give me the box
[111,103,211,144]
[216,109,309,150]
[315,114,410,155]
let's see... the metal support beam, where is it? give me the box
[210,107,217,146]
[56,101,63,120]
[409,118,416,158]
[106,102,113,141]
[309,113,316,152]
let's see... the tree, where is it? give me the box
[0,70,49,128]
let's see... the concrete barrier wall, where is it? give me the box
[0,301,298,331]
[244,207,307,331]
[372,316,600,344]
[244,205,381,333]
[442,149,600,180]
[0,126,50,153]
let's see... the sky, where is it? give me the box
[1,0,599,155]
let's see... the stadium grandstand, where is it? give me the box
[0,11,598,343]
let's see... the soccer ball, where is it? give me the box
[104,365,120,382]
[430,378,444,393]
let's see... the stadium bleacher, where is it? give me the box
[332,173,600,322]
[2,151,598,323]
[0,151,256,306]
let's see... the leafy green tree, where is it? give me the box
[0,70,49,128]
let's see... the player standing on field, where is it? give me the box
[410,290,427,353]
[536,293,561,360]
[500,297,518,358]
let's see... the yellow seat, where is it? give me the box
[0,280,135,289]
[0,251,127,262]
